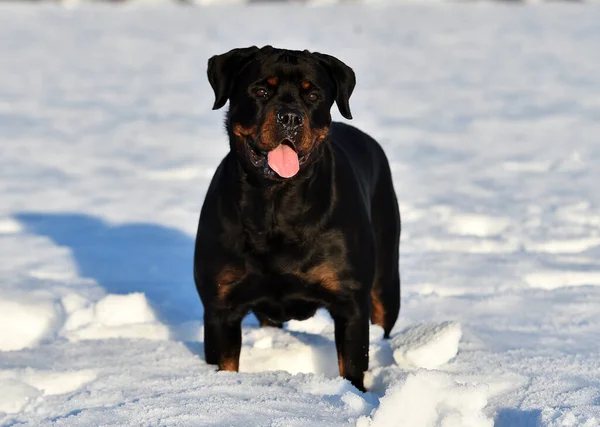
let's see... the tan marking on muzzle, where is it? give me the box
[298,124,329,154]
[259,110,280,149]
[232,123,258,139]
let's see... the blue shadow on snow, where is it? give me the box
[494,408,542,427]
[16,212,203,326]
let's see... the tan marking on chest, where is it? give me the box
[216,266,245,301]
[303,263,341,292]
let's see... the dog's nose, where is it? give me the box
[276,107,303,129]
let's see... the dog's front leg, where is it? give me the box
[332,299,370,392]
[204,308,243,372]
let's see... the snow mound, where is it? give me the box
[0,378,41,414]
[286,308,333,334]
[358,370,492,427]
[0,291,170,351]
[0,217,22,235]
[239,327,338,378]
[391,322,462,370]
[0,369,96,414]
[0,295,64,351]
[64,293,170,342]
[93,293,159,326]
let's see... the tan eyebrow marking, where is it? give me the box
[301,80,311,90]
[267,76,279,86]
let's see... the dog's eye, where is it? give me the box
[308,92,318,102]
[255,88,269,99]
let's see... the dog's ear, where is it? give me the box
[207,46,260,110]
[313,53,356,120]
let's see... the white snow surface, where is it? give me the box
[2,3,600,426]
[391,322,462,370]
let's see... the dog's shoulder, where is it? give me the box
[329,121,388,197]
[197,152,238,237]
[202,153,234,203]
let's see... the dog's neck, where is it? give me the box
[231,142,336,242]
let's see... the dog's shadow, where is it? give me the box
[16,212,203,328]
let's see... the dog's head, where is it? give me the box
[208,46,355,181]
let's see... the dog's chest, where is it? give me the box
[249,228,347,277]
[216,228,350,308]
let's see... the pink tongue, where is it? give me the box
[267,144,300,178]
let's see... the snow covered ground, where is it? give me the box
[2,3,600,426]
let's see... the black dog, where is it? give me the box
[194,46,401,391]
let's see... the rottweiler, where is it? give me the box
[194,46,401,392]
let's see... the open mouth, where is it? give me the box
[247,140,268,168]
[267,140,299,178]
[245,138,312,179]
